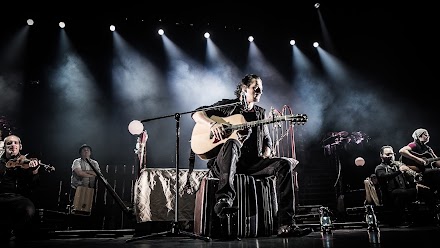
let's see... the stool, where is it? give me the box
[194,174,278,239]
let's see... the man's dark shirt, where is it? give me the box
[375,161,410,193]
[0,154,40,196]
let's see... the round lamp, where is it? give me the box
[355,157,365,167]
[128,120,144,135]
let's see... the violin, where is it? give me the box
[5,155,55,173]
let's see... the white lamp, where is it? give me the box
[355,157,365,167]
[128,120,144,135]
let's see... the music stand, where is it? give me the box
[126,102,241,243]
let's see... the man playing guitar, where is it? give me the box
[191,74,312,237]
[399,128,440,193]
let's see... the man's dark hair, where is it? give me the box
[234,74,261,98]
[380,145,393,155]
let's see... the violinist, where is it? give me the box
[0,130,4,157]
[0,135,40,242]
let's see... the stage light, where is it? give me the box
[128,120,144,135]
[248,36,254,42]
[315,3,320,8]
[158,29,164,35]
[290,40,296,46]
[110,25,116,32]
[27,19,34,26]
[59,22,65,28]
[313,42,319,48]
[204,32,210,39]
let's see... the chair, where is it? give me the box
[364,175,381,206]
[363,175,381,230]
[363,173,439,227]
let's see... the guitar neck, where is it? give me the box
[231,115,303,130]
[402,151,440,171]
[427,157,440,164]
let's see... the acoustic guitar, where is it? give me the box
[190,113,307,160]
[400,150,440,172]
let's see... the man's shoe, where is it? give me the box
[214,198,233,218]
[277,224,313,237]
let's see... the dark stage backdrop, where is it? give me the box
[1,3,439,216]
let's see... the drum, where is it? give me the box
[72,186,95,216]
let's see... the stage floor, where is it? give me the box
[3,225,440,248]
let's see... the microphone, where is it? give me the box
[241,91,248,110]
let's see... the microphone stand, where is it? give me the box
[126,101,241,243]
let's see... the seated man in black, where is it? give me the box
[375,145,435,226]
[191,74,312,237]
[0,135,40,242]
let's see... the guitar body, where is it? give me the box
[191,114,245,160]
[400,151,440,172]
[191,113,307,160]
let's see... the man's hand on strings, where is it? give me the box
[210,122,224,141]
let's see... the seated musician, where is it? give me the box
[69,144,101,229]
[0,135,40,242]
[191,74,312,237]
[70,144,101,198]
[399,128,440,193]
[376,145,436,226]
[0,130,4,157]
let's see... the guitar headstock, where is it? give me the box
[286,114,308,124]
